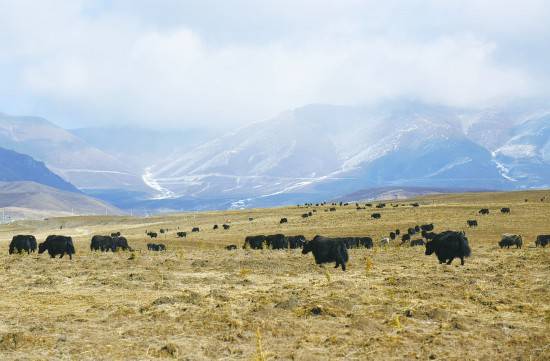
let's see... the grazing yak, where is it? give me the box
[244,235,266,249]
[357,237,373,248]
[421,231,437,240]
[177,232,187,238]
[9,235,37,254]
[225,245,237,250]
[192,227,200,232]
[421,224,434,232]
[371,213,381,219]
[329,207,336,212]
[479,208,490,215]
[266,234,287,249]
[380,237,390,247]
[302,213,309,218]
[147,243,166,251]
[90,235,132,252]
[499,234,522,249]
[425,231,471,265]
[302,236,349,271]
[112,236,133,251]
[90,235,112,251]
[410,239,425,247]
[395,229,400,236]
[535,235,550,247]
[147,232,158,238]
[222,224,231,230]
[389,232,396,240]
[38,235,76,259]
[500,207,511,214]
[249,217,254,221]
[401,234,411,243]
[287,235,306,249]
[280,218,288,224]
[407,227,416,236]
[467,220,478,228]
[213,224,219,230]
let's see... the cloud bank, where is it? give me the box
[0,0,548,129]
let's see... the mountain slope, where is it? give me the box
[0,146,79,193]
[147,102,550,209]
[0,181,122,220]
[0,113,147,191]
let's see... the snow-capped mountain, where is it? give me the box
[148,101,550,208]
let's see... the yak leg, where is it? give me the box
[460,257,465,265]
[59,252,64,258]
[446,257,454,265]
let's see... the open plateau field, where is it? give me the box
[0,190,549,360]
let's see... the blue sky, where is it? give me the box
[0,0,548,129]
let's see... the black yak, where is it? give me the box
[90,235,113,251]
[244,235,266,249]
[266,234,287,249]
[38,235,75,259]
[147,243,166,251]
[302,236,349,271]
[535,235,550,247]
[9,235,37,254]
[499,234,522,249]
[287,235,306,249]
[425,231,471,265]
[420,224,434,232]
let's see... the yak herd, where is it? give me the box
[5,203,550,272]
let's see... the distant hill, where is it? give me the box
[0,181,122,220]
[335,186,495,203]
[0,147,79,193]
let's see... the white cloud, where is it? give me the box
[0,0,547,129]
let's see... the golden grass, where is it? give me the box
[0,190,549,360]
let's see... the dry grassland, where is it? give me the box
[0,190,549,360]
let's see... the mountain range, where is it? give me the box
[147,101,550,208]
[1,100,548,212]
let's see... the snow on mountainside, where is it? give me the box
[148,102,550,208]
[0,113,147,192]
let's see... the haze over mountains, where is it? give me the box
[1,100,549,213]
[148,101,550,208]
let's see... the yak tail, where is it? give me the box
[339,242,349,263]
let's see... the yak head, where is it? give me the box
[301,241,312,254]
[424,240,435,256]
[38,242,47,254]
